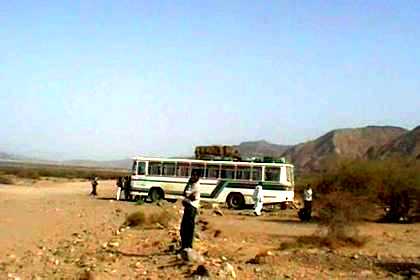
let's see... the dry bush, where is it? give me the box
[305,158,420,222]
[124,208,177,228]
[15,169,40,180]
[0,175,14,184]
[317,191,370,245]
[148,209,177,228]
[125,211,146,227]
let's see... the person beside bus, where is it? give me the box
[303,184,313,219]
[253,182,264,216]
[90,176,98,196]
[116,177,124,200]
[180,171,201,251]
[124,176,132,201]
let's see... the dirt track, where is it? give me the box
[0,180,419,279]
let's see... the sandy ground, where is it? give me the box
[0,180,419,279]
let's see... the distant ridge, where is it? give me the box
[281,126,407,171]
[0,152,31,161]
[2,125,419,171]
[236,140,291,158]
[370,125,420,159]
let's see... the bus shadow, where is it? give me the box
[261,217,319,225]
[96,197,118,201]
[376,261,420,278]
[116,250,167,258]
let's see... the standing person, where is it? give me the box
[90,176,98,196]
[124,176,132,201]
[253,182,264,216]
[180,170,201,251]
[303,184,313,220]
[116,177,123,200]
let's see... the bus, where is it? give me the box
[120,156,295,209]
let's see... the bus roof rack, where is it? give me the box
[242,156,287,163]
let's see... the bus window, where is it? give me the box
[162,162,176,176]
[221,165,235,179]
[149,161,162,176]
[206,164,220,179]
[137,162,146,175]
[132,161,137,175]
[236,166,251,180]
[191,163,205,177]
[252,167,262,181]
[176,162,190,177]
[265,167,281,182]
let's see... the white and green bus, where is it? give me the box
[120,157,295,209]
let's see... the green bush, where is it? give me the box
[306,159,420,221]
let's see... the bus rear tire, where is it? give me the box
[149,188,164,202]
[226,193,245,210]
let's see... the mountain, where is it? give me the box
[281,126,408,171]
[371,126,420,159]
[0,151,132,170]
[3,125,418,171]
[236,140,292,158]
[0,152,31,161]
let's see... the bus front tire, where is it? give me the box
[226,193,245,210]
[149,188,164,202]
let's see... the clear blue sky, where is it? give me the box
[1,1,419,160]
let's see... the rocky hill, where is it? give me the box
[281,126,408,171]
[236,140,292,158]
[370,126,420,160]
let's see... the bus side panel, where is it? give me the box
[208,180,294,205]
[130,176,218,199]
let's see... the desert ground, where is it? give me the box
[0,180,419,279]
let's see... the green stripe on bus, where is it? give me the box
[132,178,290,199]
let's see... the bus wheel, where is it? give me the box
[280,202,288,210]
[227,193,245,210]
[149,188,164,202]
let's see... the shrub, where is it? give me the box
[148,209,177,228]
[125,211,146,227]
[124,208,176,228]
[0,175,14,185]
[316,191,370,247]
[15,169,40,180]
[306,158,420,222]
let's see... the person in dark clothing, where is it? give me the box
[180,171,201,250]
[299,185,313,221]
[90,177,98,196]
[124,176,132,201]
[303,185,313,217]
